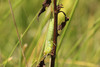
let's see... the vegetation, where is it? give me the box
[0,0,100,67]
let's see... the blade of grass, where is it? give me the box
[19,46,22,67]
[57,0,79,53]
[55,55,58,67]
[20,7,51,67]
[22,9,51,67]
[69,18,100,67]
[25,10,51,61]
[57,0,60,5]
[19,35,23,67]
[35,17,53,65]
[60,18,100,67]
[60,27,93,67]
[92,49,100,63]
[7,0,28,67]
[56,0,79,66]
[30,7,52,67]
[3,7,39,67]
[0,57,13,67]
[31,60,37,67]
[31,41,38,64]
[36,34,46,66]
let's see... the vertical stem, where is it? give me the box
[8,0,28,67]
[51,0,57,67]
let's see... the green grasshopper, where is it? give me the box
[44,18,54,56]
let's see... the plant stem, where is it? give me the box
[51,0,57,67]
[8,0,28,67]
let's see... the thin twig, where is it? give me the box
[8,0,28,67]
[50,0,57,67]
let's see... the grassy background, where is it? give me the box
[0,0,100,67]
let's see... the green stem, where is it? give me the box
[3,9,39,67]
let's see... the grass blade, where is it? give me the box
[68,18,100,67]
[3,8,39,67]
[57,0,79,53]
[60,18,100,67]
[7,0,28,67]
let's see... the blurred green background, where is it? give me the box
[0,0,100,67]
